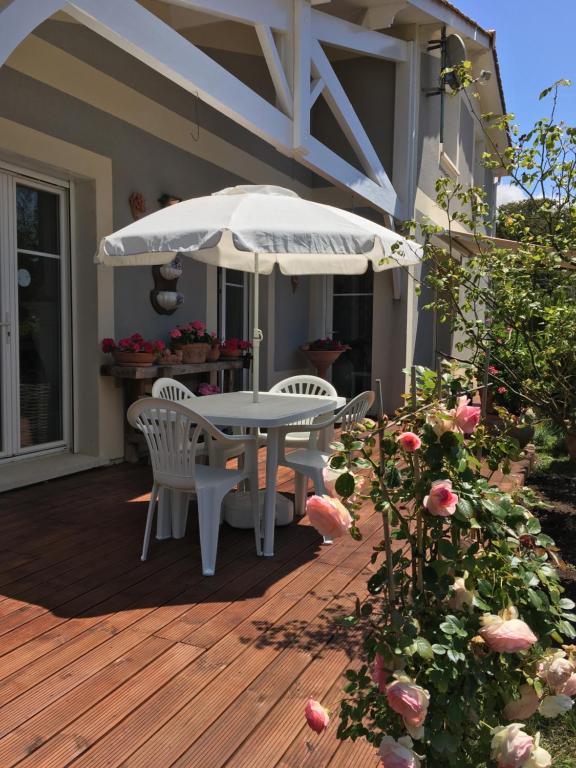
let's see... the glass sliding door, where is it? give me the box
[218,268,249,390]
[329,271,374,399]
[0,170,70,460]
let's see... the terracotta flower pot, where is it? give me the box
[207,346,221,362]
[112,350,156,367]
[300,346,345,379]
[220,349,242,359]
[181,343,210,363]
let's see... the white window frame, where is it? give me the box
[0,166,72,462]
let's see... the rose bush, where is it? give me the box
[306,364,576,766]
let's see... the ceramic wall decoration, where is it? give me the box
[149,195,185,315]
[155,290,184,312]
[159,257,184,281]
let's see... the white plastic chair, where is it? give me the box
[151,377,244,468]
[127,398,260,576]
[278,391,375,541]
[259,375,339,448]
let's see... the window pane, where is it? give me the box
[226,269,245,288]
[331,292,372,399]
[333,271,373,295]
[16,185,60,254]
[18,253,63,446]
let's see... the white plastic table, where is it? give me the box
[158,391,344,557]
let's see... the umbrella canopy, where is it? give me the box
[96,185,423,400]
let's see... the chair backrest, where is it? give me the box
[151,377,195,402]
[270,375,338,428]
[336,391,375,433]
[127,398,239,483]
[270,375,338,398]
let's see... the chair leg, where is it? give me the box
[294,473,308,516]
[196,488,224,576]
[141,483,158,561]
[250,475,262,556]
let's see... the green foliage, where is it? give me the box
[332,365,576,767]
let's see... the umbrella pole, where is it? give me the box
[252,253,263,403]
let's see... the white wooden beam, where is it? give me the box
[292,0,311,153]
[392,37,419,220]
[310,76,324,107]
[311,40,393,192]
[311,10,407,61]
[0,0,66,66]
[159,0,290,32]
[66,0,292,149]
[255,25,292,117]
[363,2,407,30]
[302,136,398,215]
[406,0,491,47]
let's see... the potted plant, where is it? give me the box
[300,338,349,379]
[169,320,213,363]
[102,334,165,366]
[220,338,252,359]
[206,334,221,362]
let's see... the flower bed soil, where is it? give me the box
[529,470,576,600]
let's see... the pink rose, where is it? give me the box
[397,432,422,452]
[379,736,420,768]
[424,480,458,517]
[454,396,481,434]
[191,320,205,331]
[306,495,352,539]
[479,612,537,653]
[304,698,329,733]
[371,654,392,692]
[170,328,182,339]
[491,724,534,768]
[504,685,540,720]
[561,673,576,696]
[537,652,574,690]
[386,678,429,736]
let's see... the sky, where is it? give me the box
[453,1,576,204]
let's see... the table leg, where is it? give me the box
[262,428,279,557]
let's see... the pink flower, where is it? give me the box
[142,342,154,354]
[379,736,420,768]
[424,480,458,517]
[191,320,205,331]
[479,609,537,653]
[504,685,540,720]
[131,343,141,352]
[498,386,508,394]
[561,674,576,696]
[118,337,131,350]
[454,396,481,434]
[397,432,422,452]
[304,698,329,733]
[537,652,574,690]
[488,365,499,376]
[371,654,392,692]
[101,337,116,353]
[386,678,430,737]
[154,340,166,351]
[491,724,534,768]
[306,495,352,539]
[130,332,143,342]
[170,328,182,339]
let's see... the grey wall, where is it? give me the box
[311,56,396,182]
[0,65,247,342]
[274,275,310,372]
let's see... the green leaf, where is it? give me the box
[456,498,474,519]
[438,539,458,559]
[526,517,542,535]
[414,637,434,660]
[335,472,355,498]
[559,598,576,610]
[432,644,447,655]
[472,594,491,611]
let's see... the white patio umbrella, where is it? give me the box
[96,185,422,402]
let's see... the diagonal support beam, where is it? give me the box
[0,0,66,66]
[255,25,292,117]
[66,0,292,149]
[311,39,393,192]
[310,77,324,107]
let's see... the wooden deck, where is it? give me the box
[0,455,382,767]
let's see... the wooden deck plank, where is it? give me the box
[0,462,384,768]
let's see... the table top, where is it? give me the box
[181,391,343,428]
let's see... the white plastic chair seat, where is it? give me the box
[127,398,260,576]
[282,448,331,476]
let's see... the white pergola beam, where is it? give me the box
[292,0,311,152]
[312,10,407,61]
[255,25,292,117]
[66,0,292,149]
[0,0,65,65]
[302,136,398,215]
[311,40,392,190]
[161,0,290,32]
[310,77,324,107]
[363,3,407,31]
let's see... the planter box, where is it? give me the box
[112,351,155,366]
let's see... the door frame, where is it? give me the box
[0,165,72,461]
